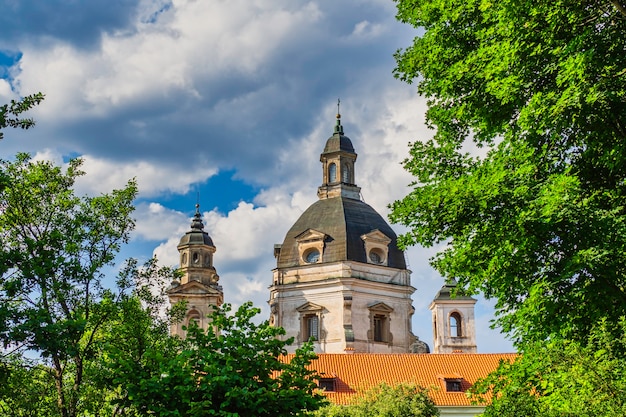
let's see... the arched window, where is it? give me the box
[450,312,462,337]
[187,309,201,328]
[342,165,350,183]
[181,253,187,265]
[328,163,337,183]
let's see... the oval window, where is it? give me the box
[305,249,320,264]
[369,250,383,264]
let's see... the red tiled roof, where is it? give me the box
[283,353,517,406]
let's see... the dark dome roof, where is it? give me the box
[276,197,406,269]
[322,133,355,154]
[178,230,214,247]
[178,205,214,247]
[433,280,475,301]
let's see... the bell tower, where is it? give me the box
[430,280,477,353]
[168,204,223,338]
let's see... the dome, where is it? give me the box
[177,204,214,248]
[178,230,214,247]
[433,280,475,301]
[276,196,406,269]
[322,133,355,154]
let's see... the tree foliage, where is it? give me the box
[108,302,326,417]
[390,0,626,344]
[471,318,626,416]
[0,153,137,417]
[0,355,58,417]
[313,382,439,417]
[0,93,44,140]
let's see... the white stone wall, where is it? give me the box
[430,299,477,354]
[269,260,415,354]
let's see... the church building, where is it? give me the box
[164,110,512,416]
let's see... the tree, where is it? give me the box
[312,382,439,417]
[0,93,44,140]
[471,318,626,416]
[390,0,626,345]
[0,355,58,417]
[0,153,137,417]
[108,302,326,417]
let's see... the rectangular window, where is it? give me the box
[374,315,386,342]
[446,380,462,392]
[306,315,319,341]
[318,378,336,391]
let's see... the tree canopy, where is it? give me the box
[0,153,138,417]
[471,318,626,416]
[313,382,439,417]
[108,302,326,417]
[0,93,44,140]
[390,0,626,345]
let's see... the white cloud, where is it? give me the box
[73,154,217,197]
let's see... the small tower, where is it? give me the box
[429,280,477,353]
[167,204,223,338]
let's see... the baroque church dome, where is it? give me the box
[275,111,406,270]
[276,197,406,269]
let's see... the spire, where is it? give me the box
[191,203,204,231]
[334,98,344,135]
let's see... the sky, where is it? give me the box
[0,0,514,353]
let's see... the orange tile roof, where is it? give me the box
[283,353,517,406]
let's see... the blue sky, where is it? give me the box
[0,0,514,352]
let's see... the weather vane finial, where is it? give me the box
[334,98,344,134]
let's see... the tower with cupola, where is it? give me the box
[167,204,223,338]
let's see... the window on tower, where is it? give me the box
[450,312,462,337]
[342,164,350,183]
[328,163,337,183]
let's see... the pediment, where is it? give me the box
[167,280,221,295]
[368,302,394,313]
[296,302,324,313]
[360,229,391,245]
[295,229,327,243]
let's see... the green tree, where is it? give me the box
[313,382,439,417]
[0,93,44,140]
[0,355,58,417]
[89,258,185,417]
[390,0,626,345]
[471,318,626,416]
[108,302,326,417]
[0,153,137,417]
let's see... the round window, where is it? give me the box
[305,249,320,264]
[369,250,383,264]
